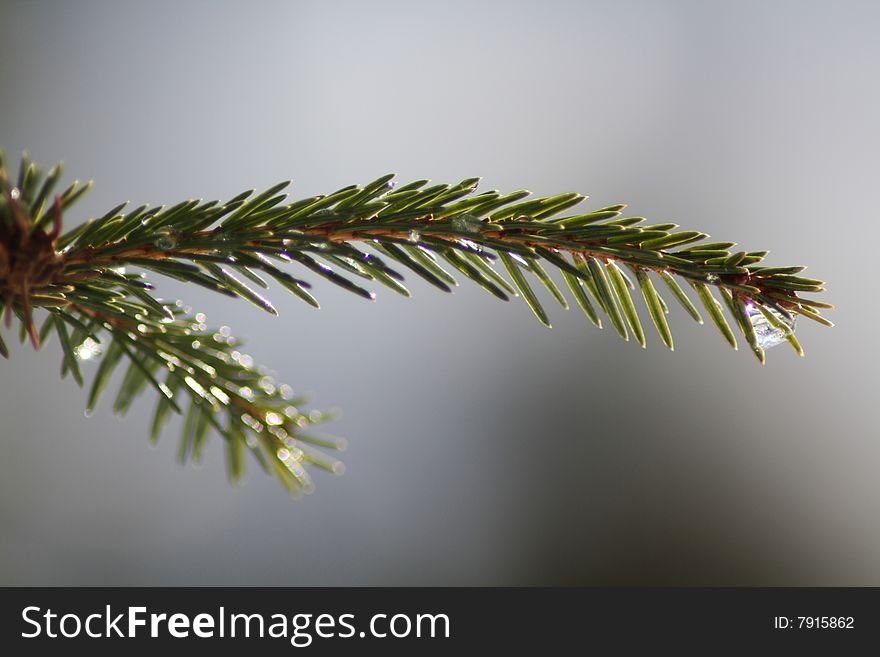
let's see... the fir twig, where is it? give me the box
[0,153,832,495]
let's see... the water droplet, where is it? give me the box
[265,411,284,426]
[154,231,177,250]
[451,213,483,233]
[191,340,201,350]
[238,386,254,400]
[75,337,103,361]
[84,408,93,418]
[10,187,21,200]
[408,229,421,243]
[279,384,294,400]
[195,313,206,323]
[219,326,232,337]
[746,303,796,350]
[706,273,720,283]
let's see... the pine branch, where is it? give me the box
[0,152,831,495]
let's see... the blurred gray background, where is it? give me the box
[1,0,877,585]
